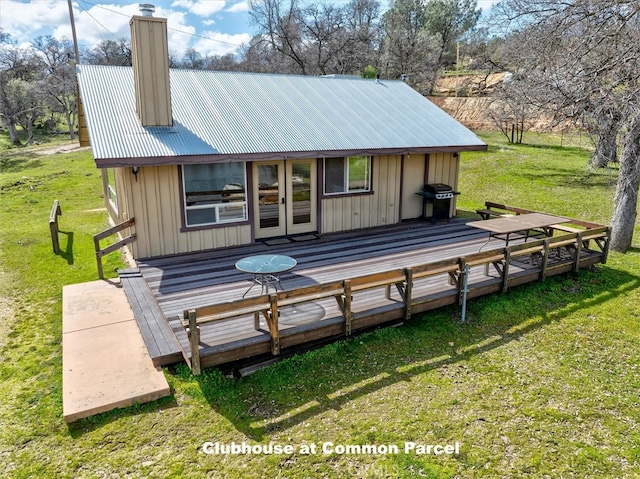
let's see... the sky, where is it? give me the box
[0,0,498,58]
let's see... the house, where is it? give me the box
[76,9,487,260]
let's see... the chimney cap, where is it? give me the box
[139,4,155,16]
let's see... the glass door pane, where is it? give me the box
[291,162,311,225]
[258,164,280,229]
[286,159,316,235]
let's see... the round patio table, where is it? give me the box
[235,254,297,298]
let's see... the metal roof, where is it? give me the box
[76,65,487,166]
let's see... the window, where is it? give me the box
[106,168,118,214]
[182,163,247,227]
[323,156,371,195]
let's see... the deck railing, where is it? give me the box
[181,206,610,374]
[93,218,136,279]
[49,200,62,254]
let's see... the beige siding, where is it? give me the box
[321,155,401,233]
[122,165,251,259]
[110,152,460,258]
[401,154,426,220]
[425,152,460,218]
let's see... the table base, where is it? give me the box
[242,272,285,298]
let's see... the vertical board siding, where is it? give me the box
[321,155,401,234]
[425,152,459,218]
[401,154,426,220]
[118,152,458,258]
[126,165,251,259]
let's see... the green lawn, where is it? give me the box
[1,133,639,478]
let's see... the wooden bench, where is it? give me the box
[475,208,515,220]
[549,224,582,234]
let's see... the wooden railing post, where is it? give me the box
[49,200,61,254]
[540,238,550,281]
[342,280,352,336]
[403,267,413,321]
[502,248,511,293]
[457,258,467,305]
[268,294,280,355]
[573,232,583,272]
[186,309,201,375]
[94,235,104,279]
[93,218,136,279]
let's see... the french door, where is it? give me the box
[253,159,317,239]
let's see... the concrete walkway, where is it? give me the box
[62,280,170,423]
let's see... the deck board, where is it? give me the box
[119,269,183,365]
[125,219,606,369]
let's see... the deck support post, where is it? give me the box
[186,309,201,375]
[267,294,280,355]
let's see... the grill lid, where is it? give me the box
[423,183,453,194]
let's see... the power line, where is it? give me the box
[76,0,244,48]
[76,0,121,42]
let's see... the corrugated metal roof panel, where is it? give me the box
[76,65,486,163]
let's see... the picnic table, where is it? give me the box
[467,213,570,248]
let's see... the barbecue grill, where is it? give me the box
[416,183,459,223]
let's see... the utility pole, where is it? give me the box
[67,0,80,64]
[455,42,460,98]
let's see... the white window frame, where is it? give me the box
[182,163,248,227]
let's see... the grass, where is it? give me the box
[1,132,639,478]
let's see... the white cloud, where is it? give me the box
[226,1,249,13]
[193,31,250,56]
[1,1,249,57]
[189,1,226,17]
[53,3,140,47]
[1,1,71,43]
[171,0,194,8]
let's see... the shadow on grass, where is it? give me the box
[516,168,618,190]
[66,395,179,436]
[0,155,43,173]
[189,264,640,440]
[58,230,74,265]
[518,142,591,154]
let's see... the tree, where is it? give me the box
[248,0,308,74]
[488,72,539,144]
[0,33,43,145]
[180,48,206,69]
[32,36,77,140]
[422,0,481,92]
[380,0,480,90]
[490,0,640,252]
[83,39,132,66]
[247,0,382,76]
[381,0,439,88]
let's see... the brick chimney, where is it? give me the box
[129,4,172,126]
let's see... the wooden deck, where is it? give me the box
[121,207,609,372]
